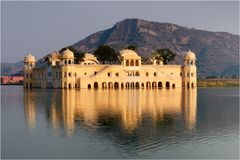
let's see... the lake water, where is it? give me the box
[1,86,239,159]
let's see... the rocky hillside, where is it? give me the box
[72,18,239,78]
[1,61,24,76]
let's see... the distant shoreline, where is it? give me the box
[197,78,239,87]
[1,78,239,88]
[0,84,23,86]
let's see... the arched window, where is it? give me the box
[172,83,175,88]
[130,60,134,66]
[102,82,107,89]
[152,82,157,88]
[146,82,151,88]
[136,60,139,66]
[135,82,140,88]
[135,71,140,76]
[126,82,130,88]
[68,60,71,64]
[191,61,194,65]
[108,82,113,89]
[88,84,91,89]
[94,82,98,89]
[126,60,129,66]
[191,83,194,88]
[65,60,67,65]
[130,82,134,88]
[166,81,170,88]
[158,82,162,88]
[114,82,119,89]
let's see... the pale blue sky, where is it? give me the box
[1,1,239,63]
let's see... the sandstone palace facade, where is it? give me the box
[23,49,196,89]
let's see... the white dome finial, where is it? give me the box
[24,53,36,63]
[62,48,74,59]
[184,50,196,60]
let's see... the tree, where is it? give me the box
[151,52,164,62]
[152,48,176,64]
[94,45,118,64]
[74,52,85,64]
[126,45,137,51]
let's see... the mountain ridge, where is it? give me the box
[1,18,239,78]
[72,18,239,77]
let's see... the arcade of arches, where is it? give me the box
[87,81,195,89]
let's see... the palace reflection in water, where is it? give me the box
[24,88,197,136]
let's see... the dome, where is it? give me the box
[62,48,74,59]
[49,51,60,60]
[84,53,96,59]
[82,53,99,64]
[24,54,36,63]
[120,49,140,59]
[184,50,196,60]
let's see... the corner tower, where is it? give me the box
[60,49,75,89]
[23,53,36,88]
[61,48,75,65]
[182,50,197,88]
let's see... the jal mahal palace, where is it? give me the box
[23,49,197,89]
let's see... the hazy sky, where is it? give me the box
[1,1,239,63]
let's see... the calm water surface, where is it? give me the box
[1,86,239,159]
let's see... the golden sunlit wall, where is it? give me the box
[23,49,197,89]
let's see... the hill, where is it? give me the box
[1,61,24,76]
[72,18,239,78]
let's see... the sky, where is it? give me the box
[1,1,239,63]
